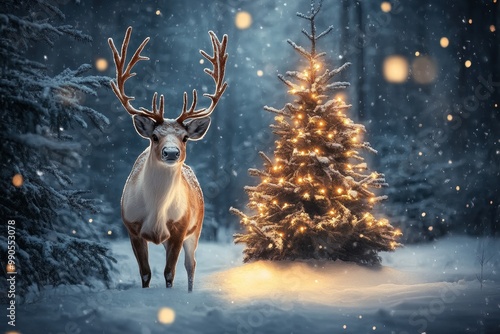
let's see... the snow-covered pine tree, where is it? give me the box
[379,129,458,243]
[231,0,401,265]
[0,0,115,296]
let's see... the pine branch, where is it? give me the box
[264,105,292,117]
[287,39,312,60]
[301,28,314,41]
[316,26,333,40]
[258,151,273,167]
[277,74,294,88]
[248,168,270,178]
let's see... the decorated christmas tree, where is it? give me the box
[230,0,402,265]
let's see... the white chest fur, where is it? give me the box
[122,157,188,242]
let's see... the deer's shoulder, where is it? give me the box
[128,147,149,183]
[182,164,203,200]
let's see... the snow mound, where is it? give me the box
[209,259,462,308]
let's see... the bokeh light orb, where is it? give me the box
[383,55,408,83]
[380,2,392,13]
[158,307,176,324]
[439,37,449,48]
[12,173,23,187]
[412,56,437,84]
[95,58,108,72]
[235,11,252,30]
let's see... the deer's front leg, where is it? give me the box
[183,235,198,292]
[129,234,151,288]
[163,236,183,288]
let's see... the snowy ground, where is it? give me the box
[6,236,500,334]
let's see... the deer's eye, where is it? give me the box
[151,134,159,143]
[182,135,188,143]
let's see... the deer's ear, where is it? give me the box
[133,115,156,138]
[184,117,211,141]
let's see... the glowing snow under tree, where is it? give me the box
[231,0,402,265]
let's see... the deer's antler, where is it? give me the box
[177,31,228,124]
[108,27,165,124]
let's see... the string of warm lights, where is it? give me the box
[232,0,401,264]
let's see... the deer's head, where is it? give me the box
[108,27,228,167]
[133,116,210,166]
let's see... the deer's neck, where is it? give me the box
[140,154,187,221]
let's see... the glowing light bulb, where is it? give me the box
[337,188,343,194]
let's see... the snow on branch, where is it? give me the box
[14,133,80,151]
[278,74,294,88]
[296,0,323,21]
[316,26,333,40]
[301,28,314,41]
[249,168,271,178]
[258,151,273,167]
[317,63,352,85]
[264,105,292,117]
[287,39,312,60]
[324,82,351,91]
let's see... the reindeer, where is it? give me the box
[108,27,227,292]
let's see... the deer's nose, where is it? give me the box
[162,147,180,160]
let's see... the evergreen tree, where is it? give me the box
[379,129,458,243]
[231,0,401,265]
[0,0,115,296]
